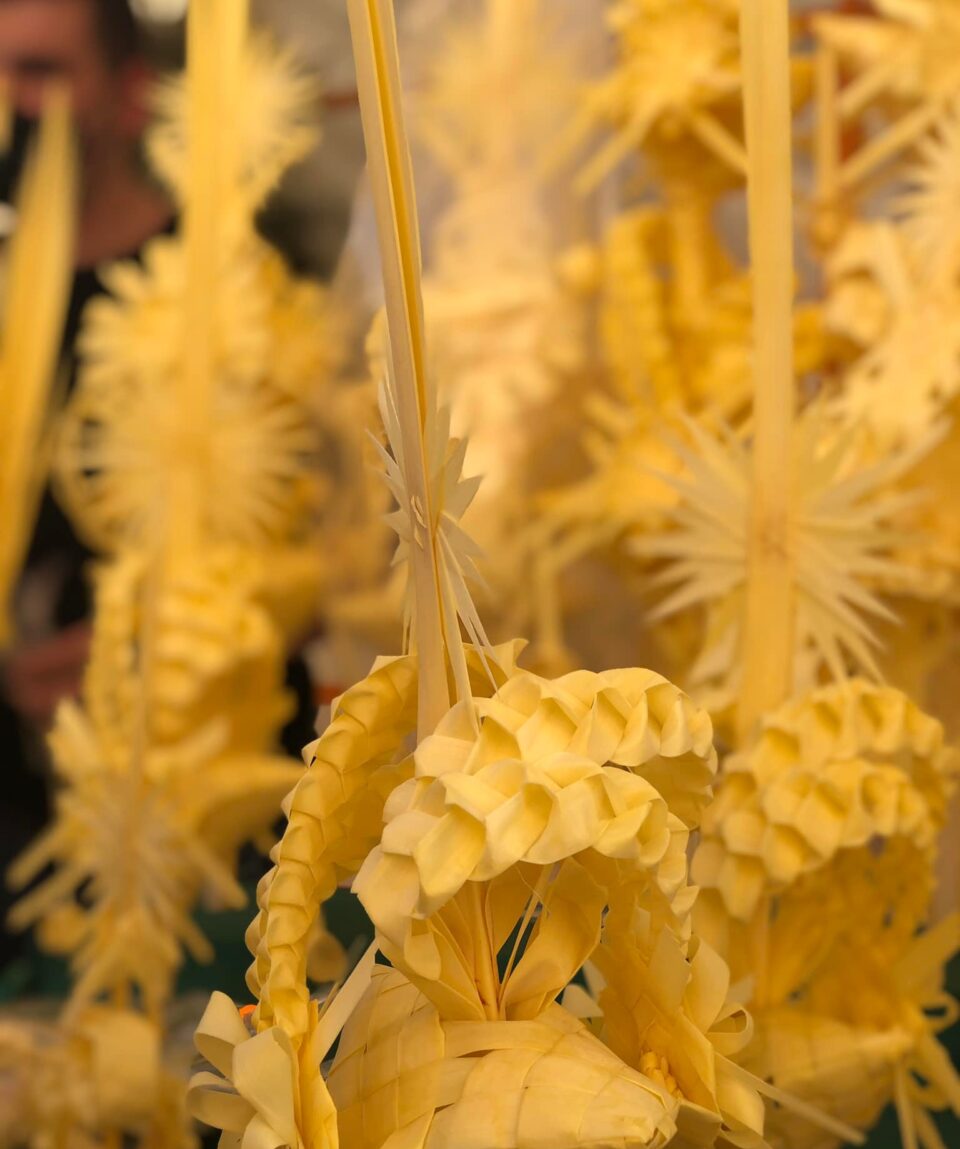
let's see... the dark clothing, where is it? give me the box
[0,263,105,967]
[21,266,104,632]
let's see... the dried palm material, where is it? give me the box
[407,0,577,193]
[0,86,76,646]
[189,946,376,1149]
[590,905,765,1149]
[4,4,367,1143]
[824,221,960,454]
[353,668,717,1017]
[811,92,960,723]
[54,232,361,567]
[818,220,960,649]
[564,890,864,1149]
[691,679,960,1148]
[812,0,960,242]
[148,32,318,235]
[6,681,300,1017]
[0,1008,183,1149]
[742,1003,939,1149]
[53,1,380,622]
[527,395,685,674]
[571,900,855,1149]
[531,127,825,677]
[896,97,960,282]
[246,645,520,1043]
[527,3,760,668]
[693,680,955,935]
[636,411,928,723]
[327,965,679,1149]
[81,549,294,750]
[417,219,588,512]
[190,6,798,1149]
[522,200,746,675]
[7,0,333,1013]
[702,849,959,1147]
[818,99,960,556]
[562,0,746,194]
[193,2,534,1137]
[371,0,595,629]
[677,6,958,1147]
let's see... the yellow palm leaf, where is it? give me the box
[0,85,76,644]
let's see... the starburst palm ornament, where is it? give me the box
[641,0,946,737]
[529,0,831,676]
[642,411,928,718]
[682,6,960,1148]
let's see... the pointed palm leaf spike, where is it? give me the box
[737,0,796,743]
[348,0,477,738]
[0,85,76,646]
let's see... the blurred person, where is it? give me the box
[0,0,172,965]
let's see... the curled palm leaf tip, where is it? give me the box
[189,944,378,1149]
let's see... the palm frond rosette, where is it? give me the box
[693,679,955,927]
[692,679,960,1147]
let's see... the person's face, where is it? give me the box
[0,0,135,147]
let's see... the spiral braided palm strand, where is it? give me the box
[245,645,522,1042]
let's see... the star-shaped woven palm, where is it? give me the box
[638,410,931,700]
